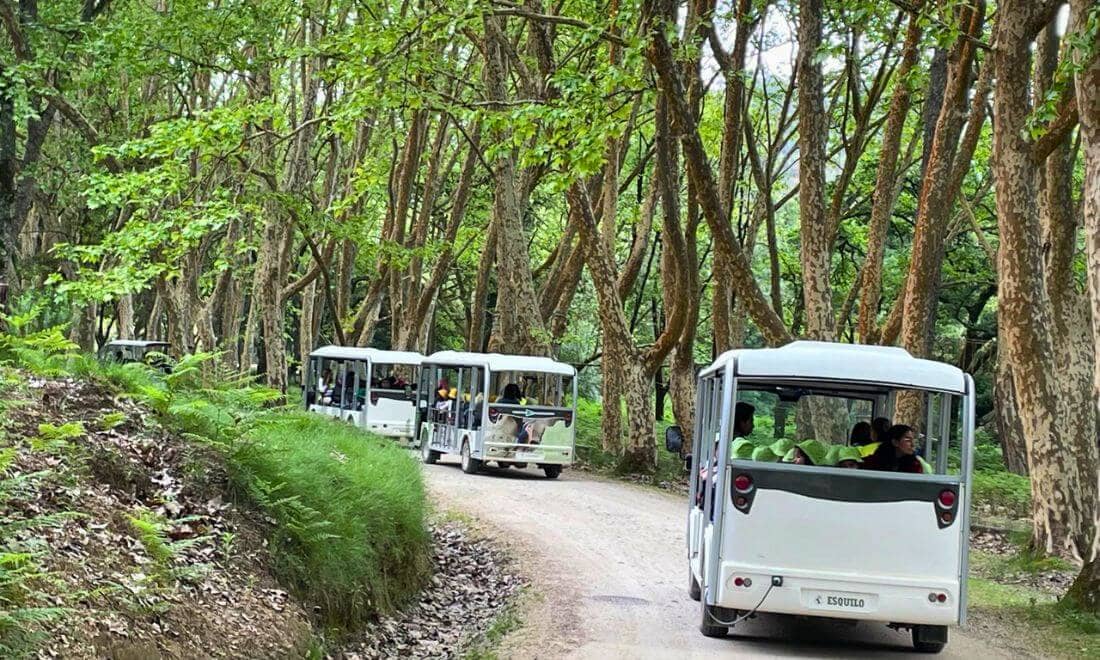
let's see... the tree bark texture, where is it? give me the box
[482,15,550,356]
[1037,13,1099,553]
[1066,554,1100,613]
[993,338,1030,475]
[898,1,985,360]
[858,6,922,342]
[796,0,834,341]
[994,0,1094,559]
[568,183,655,468]
[1073,0,1100,438]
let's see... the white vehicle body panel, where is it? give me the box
[707,469,964,625]
[423,350,576,376]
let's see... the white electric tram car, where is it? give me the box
[303,345,423,442]
[417,351,577,478]
[665,341,974,653]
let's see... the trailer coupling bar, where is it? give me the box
[707,576,782,627]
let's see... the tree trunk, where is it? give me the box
[299,281,318,380]
[568,183,653,467]
[1065,555,1100,614]
[599,345,626,454]
[658,85,700,451]
[644,8,791,346]
[216,220,246,372]
[482,16,550,356]
[1037,10,1099,553]
[993,0,1093,558]
[1073,0,1100,446]
[619,357,656,471]
[796,0,835,341]
[468,220,497,352]
[0,59,15,281]
[993,341,1029,475]
[68,301,97,352]
[899,2,984,359]
[145,291,164,342]
[1068,3,1100,596]
[117,295,135,341]
[894,4,987,425]
[858,6,922,342]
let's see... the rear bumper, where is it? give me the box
[367,423,415,439]
[715,564,961,626]
[482,442,573,465]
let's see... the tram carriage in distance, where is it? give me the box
[97,339,173,372]
[303,345,424,442]
[417,351,577,479]
[97,339,171,363]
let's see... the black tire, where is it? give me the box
[689,574,701,601]
[912,626,947,654]
[543,464,562,479]
[699,604,728,638]
[421,433,439,465]
[498,462,512,468]
[460,441,481,474]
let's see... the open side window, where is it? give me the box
[731,381,963,476]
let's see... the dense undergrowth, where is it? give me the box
[572,398,685,486]
[0,327,431,653]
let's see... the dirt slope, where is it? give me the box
[0,375,311,658]
[424,461,1020,659]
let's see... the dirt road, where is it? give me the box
[424,460,1017,659]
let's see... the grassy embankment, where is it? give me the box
[0,328,431,655]
[969,546,1100,658]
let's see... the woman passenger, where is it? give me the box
[864,424,922,473]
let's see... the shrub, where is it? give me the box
[972,469,1032,519]
[229,413,431,626]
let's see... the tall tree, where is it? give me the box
[796,0,834,341]
[993,0,1096,558]
[1065,0,1100,611]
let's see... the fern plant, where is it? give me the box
[128,510,211,586]
[0,467,69,658]
[31,422,86,453]
[0,551,66,659]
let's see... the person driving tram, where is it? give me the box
[497,383,523,405]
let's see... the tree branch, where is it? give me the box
[1032,94,1079,163]
[40,88,121,172]
[0,1,29,60]
[492,5,627,46]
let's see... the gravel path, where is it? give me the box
[424,460,1018,659]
